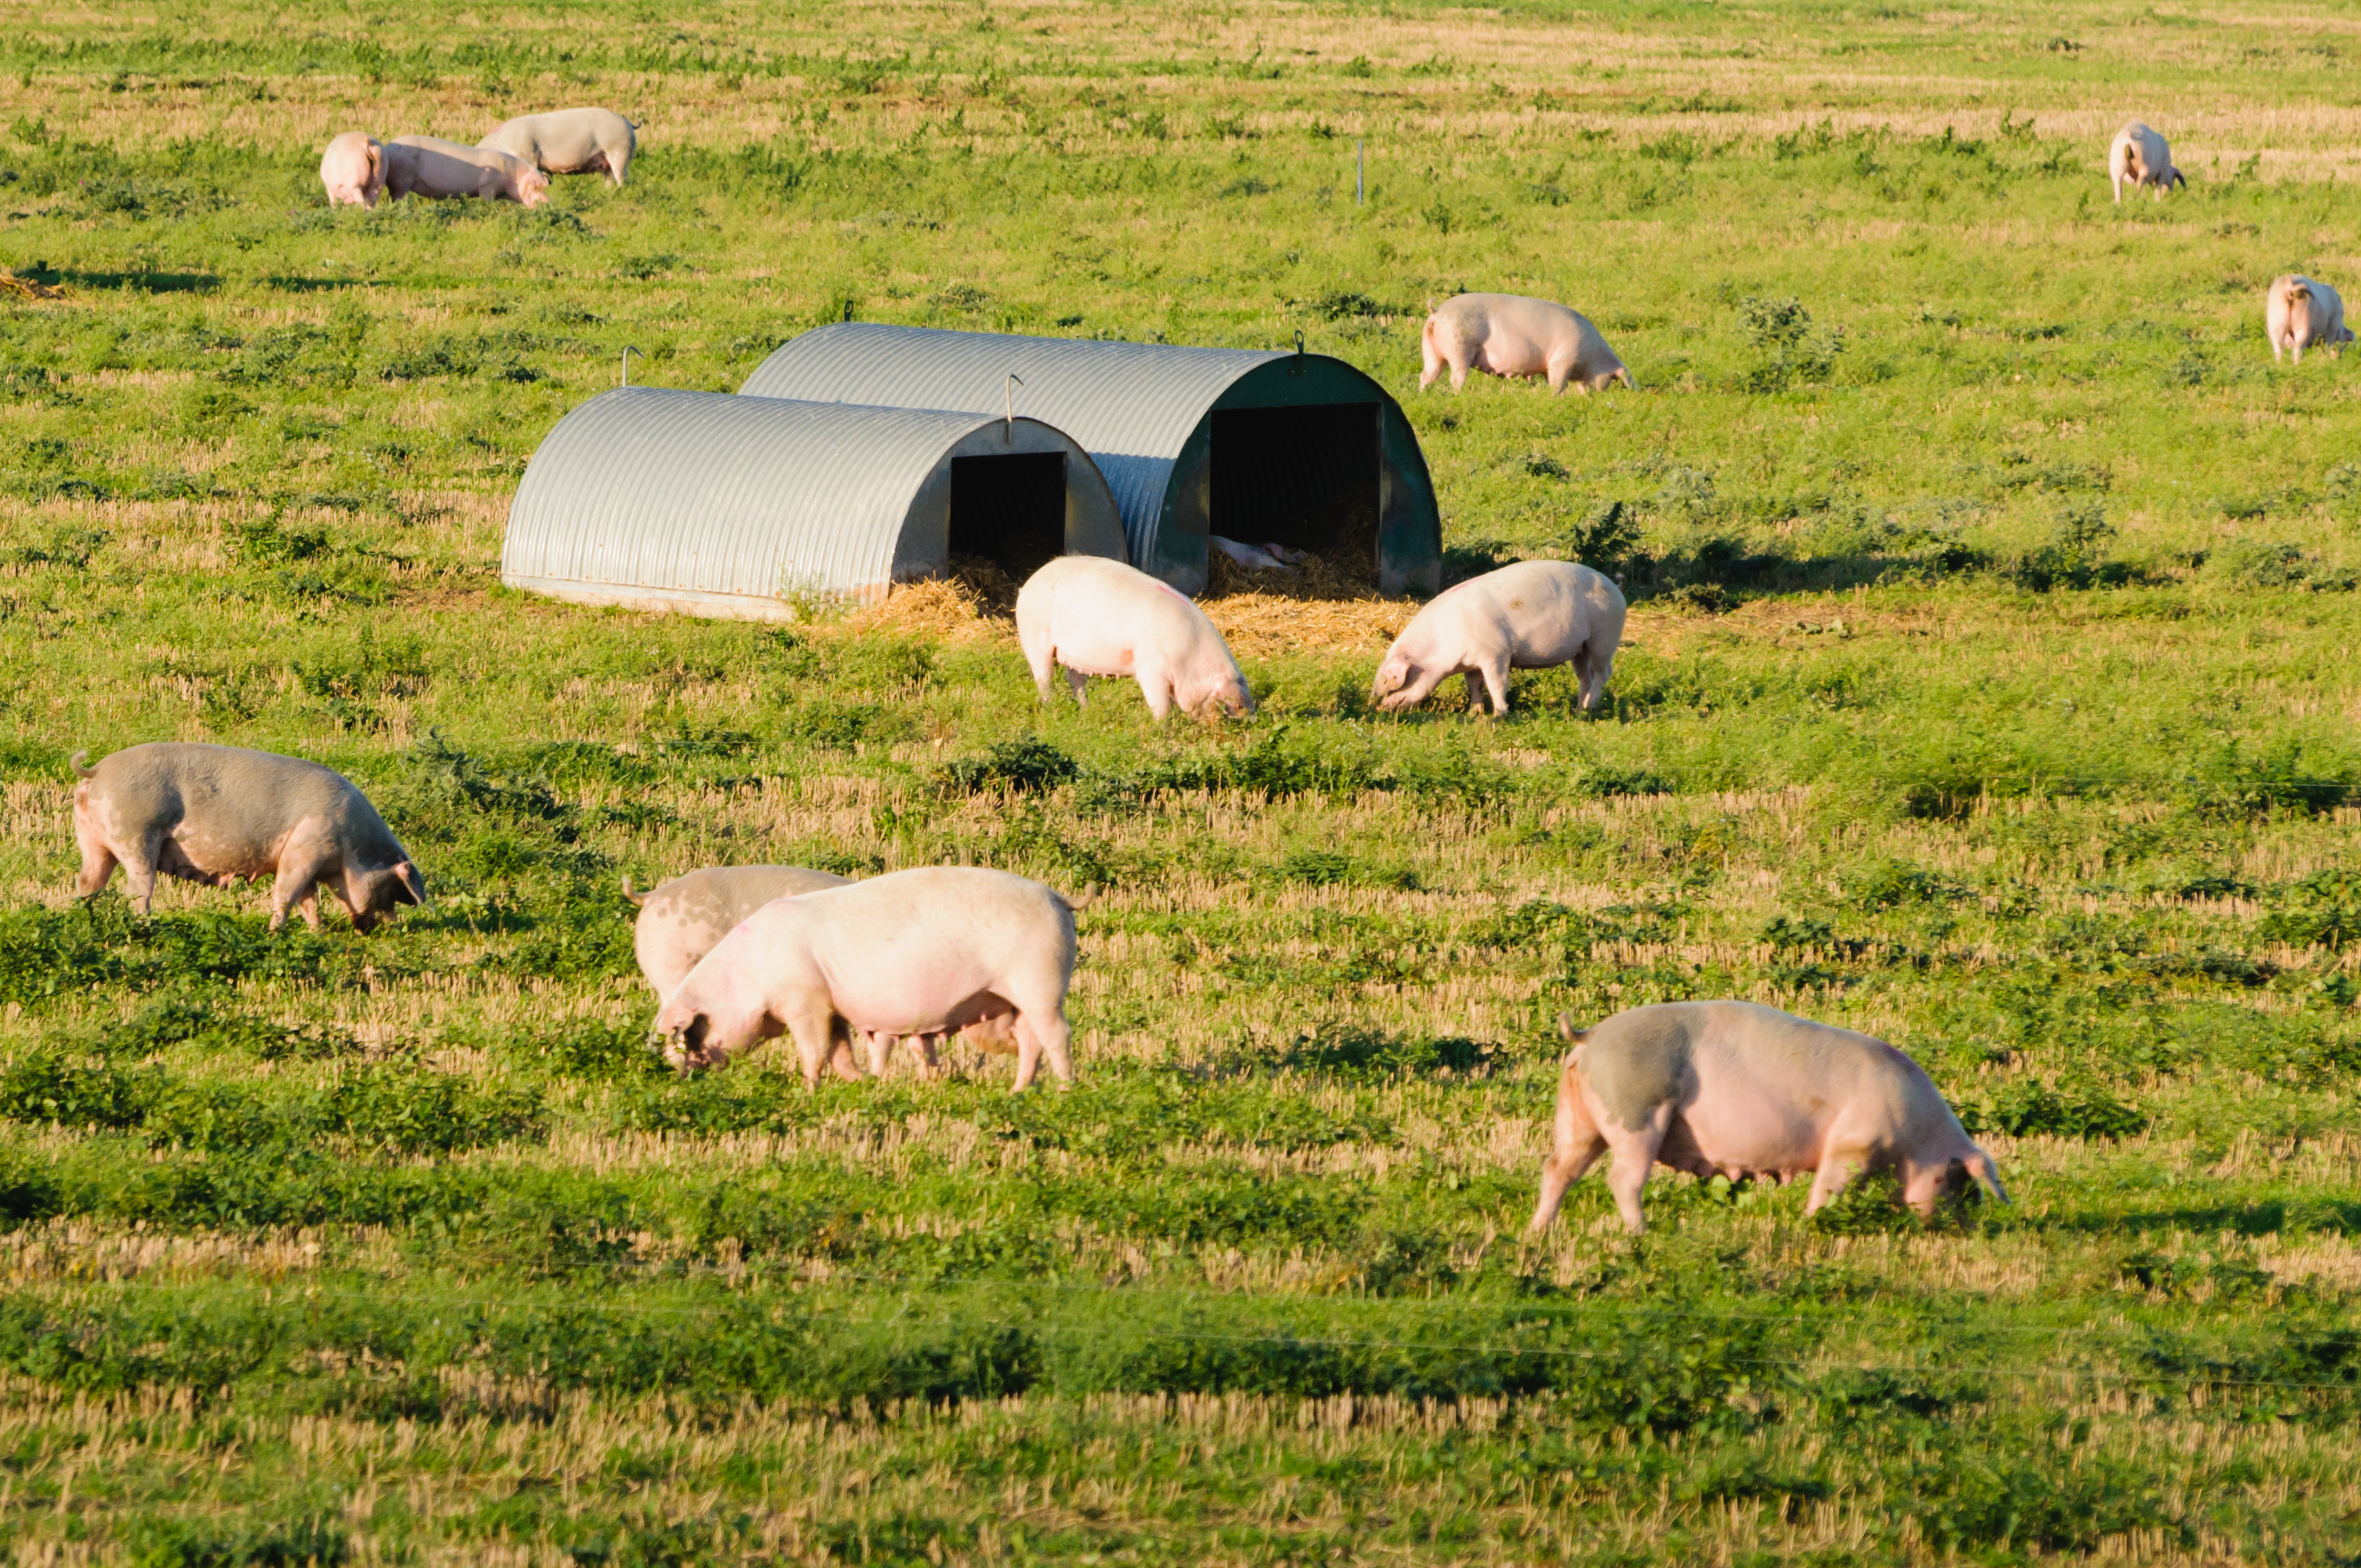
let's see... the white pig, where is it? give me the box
[2108,122,2185,203]
[70,743,427,932]
[1421,293,1634,395]
[319,132,387,208]
[385,136,550,206]
[2266,274,2353,363]
[1373,560,1625,716]
[1015,556,1254,721]
[480,108,638,187]
[623,865,853,997]
[654,867,1081,1091]
[1528,1002,2008,1236]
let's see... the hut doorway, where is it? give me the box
[950,450,1069,583]
[1209,402,1380,564]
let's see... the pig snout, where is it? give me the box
[660,1009,719,1071]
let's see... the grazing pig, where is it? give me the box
[1373,560,1625,717]
[480,108,638,187]
[385,136,550,206]
[70,743,427,933]
[2108,122,2185,203]
[654,867,1081,1090]
[1528,1002,2008,1236]
[2266,274,2353,363]
[319,132,387,208]
[1016,556,1254,721]
[1421,293,1634,395]
[623,865,852,998]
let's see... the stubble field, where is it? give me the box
[1,1,2360,1562]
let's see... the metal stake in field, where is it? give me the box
[1004,372,1024,442]
[620,345,641,387]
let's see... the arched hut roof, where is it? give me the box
[499,387,1124,619]
[741,324,1441,596]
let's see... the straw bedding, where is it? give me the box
[835,550,1417,657]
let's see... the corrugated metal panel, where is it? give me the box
[500,388,1066,615]
[741,324,1289,566]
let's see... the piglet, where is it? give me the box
[1528,1001,2007,1235]
[1373,559,1624,716]
[1421,292,1634,395]
[385,136,550,206]
[480,108,638,187]
[623,864,852,997]
[654,867,1081,1090]
[1016,556,1253,721]
[72,743,427,932]
[319,132,387,208]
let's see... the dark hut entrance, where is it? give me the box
[950,450,1069,582]
[1209,402,1380,563]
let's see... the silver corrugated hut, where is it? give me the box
[739,324,1442,596]
[499,387,1127,619]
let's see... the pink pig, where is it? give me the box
[1421,292,1634,395]
[1373,559,1625,716]
[653,867,1082,1091]
[385,136,550,206]
[1015,556,1254,722]
[319,133,387,208]
[1528,1001,2008,1235]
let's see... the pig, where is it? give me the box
[2108,122,2185,203]
[1527,1002,2008,1236]
[1421,293,1634,395]
[1209,536,1304,573]
[384,136,550,206]
[70,743,427,933]
[480,108,638,187]
[1015,555,1254,721]
[622,865,853,997]
[319,132,387,208]
[654,867,1081,1090]
[2266,274,2353,364]
[1373,560,1625,717]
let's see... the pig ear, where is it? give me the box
[393,861,429,907]
[1968,1150,2010,1205]
[1556,1012,1587,1043]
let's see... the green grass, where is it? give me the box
[2,0,2360,1561]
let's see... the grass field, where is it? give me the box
[2,0,2361,1561]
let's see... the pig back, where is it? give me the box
[89,743,399,861]
[645,865,852,932]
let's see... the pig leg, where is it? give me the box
[1597,1104,1672,1234]
[779,996,844,1087]
[1576,648,1609,711]
[1802,1140,1878,1216]
[1004,982,1074,1090]
[1472,658,1512,717]
[603,138,631,186]
[1064,666,1090,707]
[827,1019,867,1082]
[864,1031,898,1077]
[117,836,164,915]
[72,813,118,900]
[268,834,340,932]
[1134,667,1176,722]
[1528,1077,1609,1233]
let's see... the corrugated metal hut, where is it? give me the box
[739,324,1443,596]
[499,387,1127,619]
